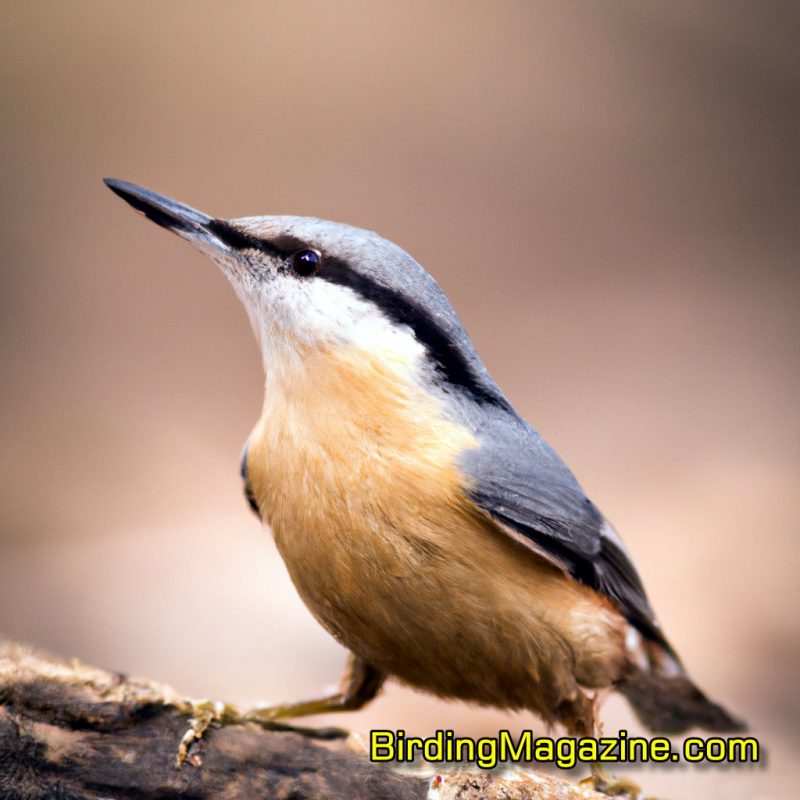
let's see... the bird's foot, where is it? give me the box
[176,698,239,767]
[582,763,642,797]
[175,697,350,767]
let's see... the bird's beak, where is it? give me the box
[103,178,229,255]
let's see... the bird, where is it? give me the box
[104,178,743,749]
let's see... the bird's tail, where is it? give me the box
[617,640,745,733]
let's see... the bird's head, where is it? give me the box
[104,179,507,410]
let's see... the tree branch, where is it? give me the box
[0,641,611,799]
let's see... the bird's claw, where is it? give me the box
[582,764,643,798]
[176,698,236,767]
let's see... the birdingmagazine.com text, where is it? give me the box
[369,729,760,770]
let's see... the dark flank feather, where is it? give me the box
[240,441,260,517]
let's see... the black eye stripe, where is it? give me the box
[206,219,286,256]
[203,223,507,406]
[318,256,510,408]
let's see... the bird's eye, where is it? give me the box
[291,249,321,277]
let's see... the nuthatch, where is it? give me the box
[105,179,742,741]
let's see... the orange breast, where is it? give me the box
[246,341,628,720]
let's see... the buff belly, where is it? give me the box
[246,344,628,724]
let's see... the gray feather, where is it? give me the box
[460,407,672,652]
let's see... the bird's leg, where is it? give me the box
[580,705,643,798]
[589,762,642,798]
[244,654,386,724]
[175,655,385,767]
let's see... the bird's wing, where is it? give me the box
[461,413,671,652]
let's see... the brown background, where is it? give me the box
[1,2,798,797]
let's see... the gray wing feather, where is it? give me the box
[462,413,672,653]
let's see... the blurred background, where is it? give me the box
[1,2,798,797]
